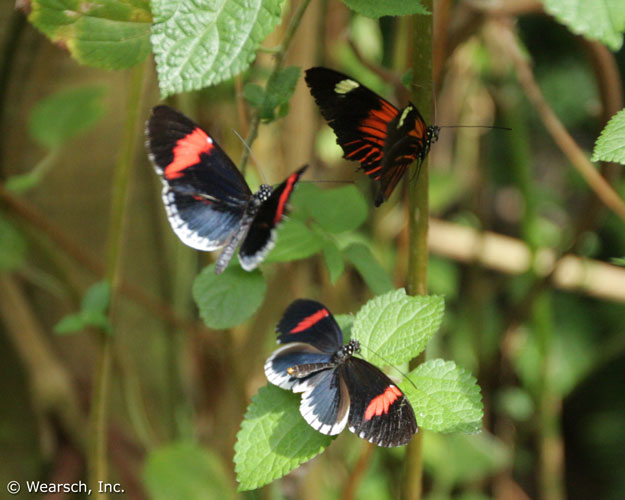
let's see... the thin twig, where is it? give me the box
[340,443,374,500]
[501,23,625,224]
[239,0,313,173]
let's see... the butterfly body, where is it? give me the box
[145,105,306,273]
[265,299,417,447]
[305,67,439,206]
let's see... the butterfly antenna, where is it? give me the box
[438,125,511,131]
[355,341,420,392]
[232,128,267,184]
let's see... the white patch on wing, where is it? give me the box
[264,344,301,390]
[334,79,360,95]
[397,106,412,129]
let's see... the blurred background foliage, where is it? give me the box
[1,0,625,499]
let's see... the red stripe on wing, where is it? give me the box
[364,385,403,420]
[290,308,330,333]
[165,128,214,180]
[274,172,299,224]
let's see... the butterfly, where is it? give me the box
[265,299,417,447]
[145,105,307,274]
[305,67,439,206]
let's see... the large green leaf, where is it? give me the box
[353,289,444,365]
[29,0,152,69]
[244,66,301,121]
[403,359,483,433]
[151,0,285,97]
[193,264,266,329]
[144,442,235,500]
[234,385,333,491]
[339,0,428,18]
[542,0,625,51]
[342,242,393,295]
[297,183,368,234]
[592,108,625,164]
[265,218,324,263]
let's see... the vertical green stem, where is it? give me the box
[401,4,433,500]
[88,62,146,498]
[239,0,312,173]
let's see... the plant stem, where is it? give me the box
[239,0,312,173]
[88,62,146,498]
[401,4,433,500]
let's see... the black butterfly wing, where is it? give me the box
[146,105,252,250]
[275,299,344,353]
[264,342,334,390]
[341,357,417,447]
[238,165,307,271]
[305,67,399,177]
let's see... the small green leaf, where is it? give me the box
[339,0,428,18]
[193,264,266,329]
[353,289,444,365]
[342,243,393,296]
[234,385,333,491]
[80,310,113,334]
[246,66,301,121]
[322,240,345,284]
[592,108,625,164]
[54,313,87,335]
[404,359,483,433]
[29,86,107,149]
[151,0,285,97]
[611,256,625,266]
[29,0,152,69]
[297,184,368,233]
[243,83,265,107]
[81,281,111,313]
[542,0,625,51]
[265,218,323,263]
[0,214,27,271]
[144,442,235,500]
[5,172,43,194]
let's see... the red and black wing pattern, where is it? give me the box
[305,67,437,206]
[239,165,307,271]
[341,357,417,447]
[145,105,252,251]
[305,67,399,177]
[275,299,343,353]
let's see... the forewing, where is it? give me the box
[239,165,307,271]
[341,358,417,447]
[305,67,399,176]
[276,299,343,353]
[264,343,333,390]
[146,105,252,250]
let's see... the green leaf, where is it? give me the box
[353,289,444,365]
[144,442,235,500]
[4,172,43,193]
[404,359,483,433]
[542,0,625,51]
[29,86,107,149]
[342,243,393,296]
[592,108,625,164]
[234,385,333,491]
[29,0,152,69]
[245,66,301,121]
[322,240,345,284]
[611,256,625,266]
[297,184,368,233]
[265,218,323,263]
[193,264,266,329]
[151,0,285,97]
[0,214,27,271]
[54,313,87,335]
[339,0,428,18]
[81,281,111,313]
